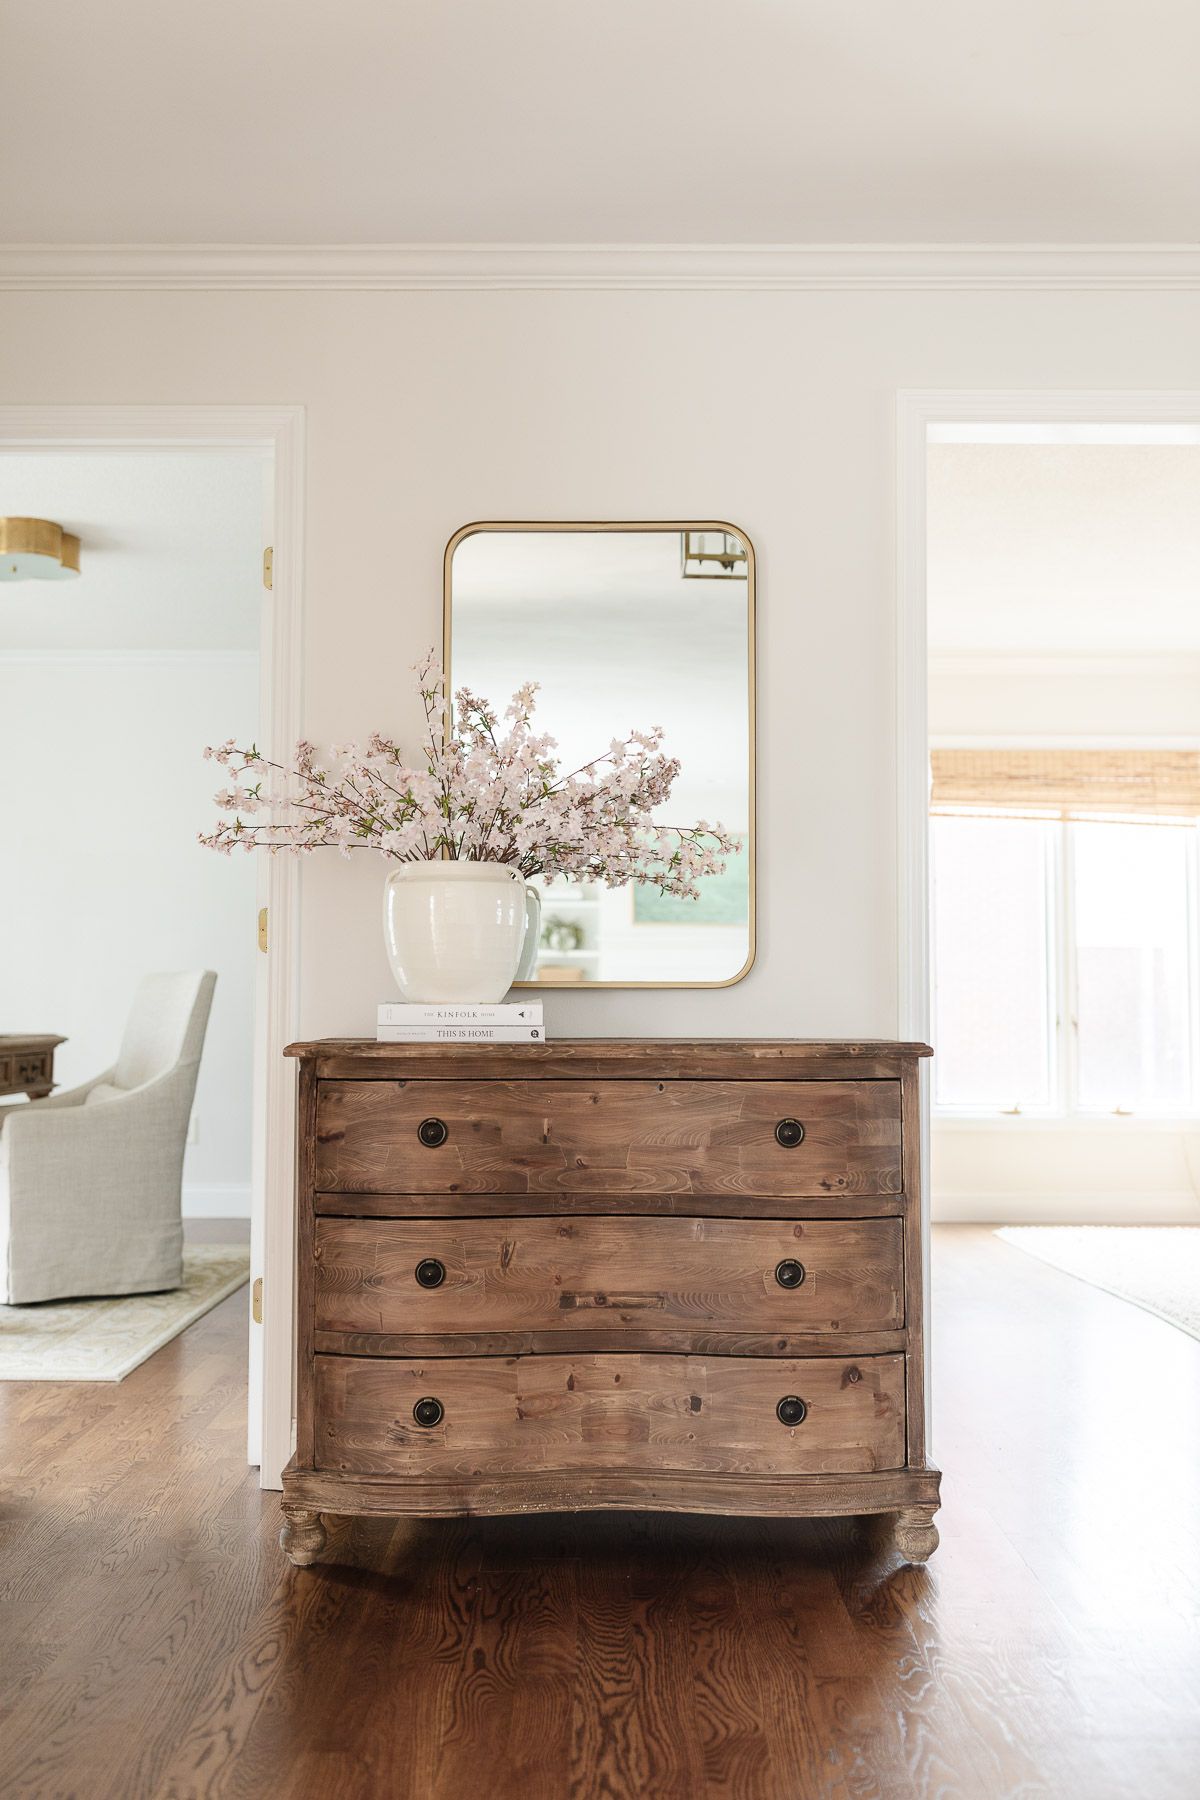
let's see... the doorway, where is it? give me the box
[0,405,303,1485]
[897,393,1200,1429]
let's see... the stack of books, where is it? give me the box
[376,1001,546,1042]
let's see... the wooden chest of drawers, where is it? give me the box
[280,1039,941,1565]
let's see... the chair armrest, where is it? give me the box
[1,1067,177,1137]
[0,1067,118,1128]
[0,1068,196,1251]
[1,1090,128,1151]
[1,1067,193,1199]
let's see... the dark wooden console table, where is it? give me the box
[0,1034,65,1100]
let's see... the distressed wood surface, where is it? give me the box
[294,1059,319,1468]
[313,1214,905,1337]
[279,1503,327,1567]
[282,1457,940,1521]
[313,1326,909,1359]
[314,1188,907,1221]
[900,1059,928,1468]
[314,1078,902,1197]
[892,1504,940,1564]
[290,1041,931,1575]
[0,1031,65,1099]
[314,1050,924,1081]
[288,1037,933,1084]
[313,1351,907,1479]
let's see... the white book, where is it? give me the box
[376,1024,546,1043]
[377,1001,543,1025]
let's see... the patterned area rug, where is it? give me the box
[0,1245,250,1381]
[996,1226,1200,1343]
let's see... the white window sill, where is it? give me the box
[934,1112,1200,1133]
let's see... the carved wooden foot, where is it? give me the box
[280,1503,327,1566]
[893,1505,940,1563]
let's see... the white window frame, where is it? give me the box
[1066,811,1200,1121]
[930,807,1061,1120]
[932,806,1200,1126]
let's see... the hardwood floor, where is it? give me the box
[1,1223,1197,1798]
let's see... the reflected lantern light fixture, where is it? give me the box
[680,528,747,579]
[0,517,81,581]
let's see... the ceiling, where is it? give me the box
[0,452,268,651]
[928,445,1200,654]
[3,2,1197,244]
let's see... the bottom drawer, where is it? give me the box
[314,1351,906,1478]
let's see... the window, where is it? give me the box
[931,815,1056,1110]
[932,810,1198,1117]
[1072,822,1194,1112]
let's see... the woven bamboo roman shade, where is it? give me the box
[930,749,1200,817]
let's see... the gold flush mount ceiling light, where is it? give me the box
[0,517,81,581]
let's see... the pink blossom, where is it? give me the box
[201,650,738,898]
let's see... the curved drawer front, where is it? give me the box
[313,1215,904,1338]
[314,1078,902,1197]
[314,1351,906,1477]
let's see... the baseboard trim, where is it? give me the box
[933,1191,1200,1225]
[3,243,1200,292]
[183,1183,251,1220]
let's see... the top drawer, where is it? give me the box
[314,1079,902,1197]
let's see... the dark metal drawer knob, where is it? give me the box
[776,1395,808,1428]
[775,1118,805,1148]
[775,1258,806,1289]
[413,1397,444,1428]
[414,1258,446,1289]
[418,1117,448,1148]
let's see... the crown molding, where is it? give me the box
[1,243,1200,292]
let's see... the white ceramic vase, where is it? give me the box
[382,861,542,1002]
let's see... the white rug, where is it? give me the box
[0,1245,250,1381]
[996,1226,1200,1343]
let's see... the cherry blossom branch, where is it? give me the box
[201,652,740,897]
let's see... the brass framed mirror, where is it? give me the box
[444,521,755,989]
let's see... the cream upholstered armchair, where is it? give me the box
[0,971,217,1304]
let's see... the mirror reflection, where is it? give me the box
[447,524,754,987]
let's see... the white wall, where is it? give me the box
[930,654,1200,741]
[927,443,1200,653]
[0,452,264,1214]
[933,1124,1200,1224]
[2,656,259,1209]
[3,286,1200,1055]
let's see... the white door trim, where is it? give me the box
[0,404,304,1489]
[896,389,1200,1455]
[896,387,1200,1037]
[892,385,1200,1029]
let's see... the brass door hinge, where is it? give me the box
[257,906,268,953]
[262,546,273,590]
[252,1277,263,1324]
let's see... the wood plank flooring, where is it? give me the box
[1,1223,1197,1798]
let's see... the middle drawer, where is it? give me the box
[313,1214,904,1338]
